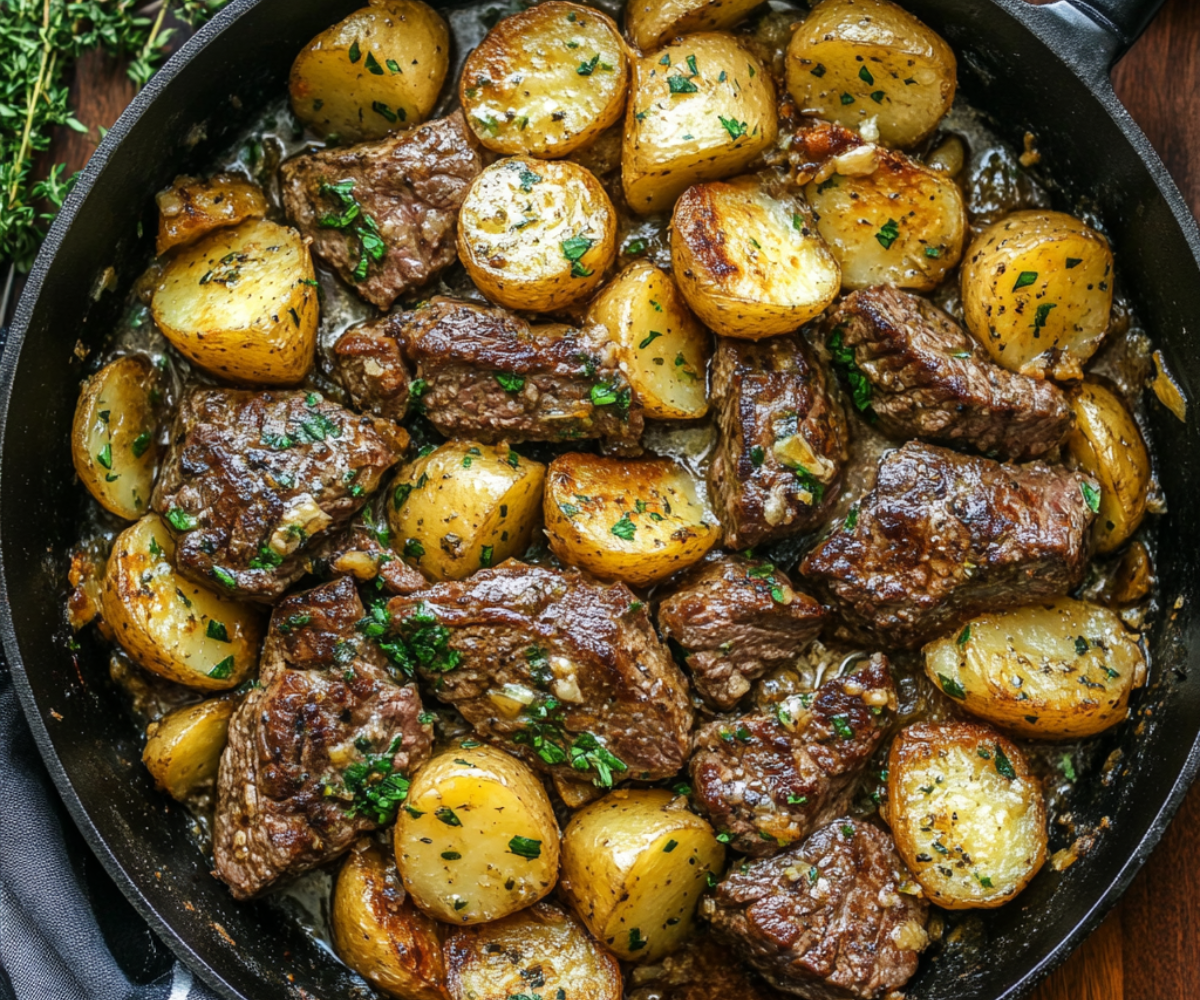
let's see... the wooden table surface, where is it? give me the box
[29,1,1200,997]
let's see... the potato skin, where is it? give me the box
[150,219,319,386]
[71,356,161,520]
[543,453,717,586]
[560,788,724,962]
[625,0,763,52]
[332,843,446,1000]
[961,210,1114,381]
[924,599,1147,739]
[461,2,628,158]
[290,0,449,142]
[785,0,957,149]
[155,174,267,255]
[141,698,236,801]
[887,722,1047,909]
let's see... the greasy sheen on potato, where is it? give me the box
[785,0,957,149]
[332,842,446,1000]
[150,219,319,386]
[387,440,546,582]
[101,515,263,691]
[289,0,449,142]
[671,175,841,339]
[623,33,776,215]
[71,355,162,520]
[445,899,622,1000]
[888,722,1047,909]
[925,599,1147,740]
[458,156,617,312]
[543,452,718,586]
[141,698,236,801]
[395,742,561,924]
[586,261,711,419]
[961,210,1114,381]
[155,174,267,255]
[625,0,764,52]
[560,788,724,962]
[461,1,628,158]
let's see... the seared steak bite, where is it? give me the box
[386,564,691,790]
[801,441,1097,647]
[280,112,483,309]
[213,578,432,900]
[708,335,847,550]
[328,315,411,422]
[400,296,643,445]
[690,654,895,856]
[657,555,827,709]
[703,819,929,1000]
[629,931,791,1000]
[827,285,1074,459]
[152,387,407,602]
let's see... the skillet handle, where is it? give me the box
[1049,0,1167,71]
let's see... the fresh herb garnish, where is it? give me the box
[495,372,525,393]
[938,673,967,700]
[208,656,235,680]
[508,835,542,859]
[1013,270,1039,290]
[206,620,229,643]
[993,744,1017,780]
[165,508,198,532]
[875,218,900,249]
[611,512,636,540]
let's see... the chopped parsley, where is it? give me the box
[561,233,594,277]
[165,507,198,532]
[719,115,747,140]
[205,620,230,643]
[1033,302,1057,331]
[211,567,237,590]
[624,237,647,255]
[629,928,648,952]
[750,445,765,468]
[830,715,854,739]
[668,74,698,94]
[404,538,425,559]
[938,673,966,700]
[207,656,235,680]
[131,432,152,458]
[317,179,387,283]
[508,835,542,859]
[495,372,525,393]
[435,806,462,827]
[858,65,874,85]
[827,328,873,415]
[1081,481,1101,513]
[993,743,1017,780]
[343,735,412,824]
[663,839,678,852]
[957,624,972,646]
[611,512,636,540]
[1013,270,1039,290]
[875,218,900,249]
[639,331,662,349]
[480,545,494,568]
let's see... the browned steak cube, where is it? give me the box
[703,819,929,1000]
[152,387,406,602]
[801,441,1097,647]
[690,654,895,856]
[213,578,432,899]
[628,931,792,1000]
[328,315,411,422]
[708,335,847,550]
[280,112,482,309]
[386,564,691,790]
[827,285,1074,459]
[400,296,643,445]
[657,555,827,709]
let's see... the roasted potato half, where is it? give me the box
[446,899,621,1000]
[71,355,162,520]
[623,33,776,215]
[961,210,1114,381]
[395,742,561,924]
[560,788,724,962]
[888,722,1047,909]
[461,1,628,158]
[150,219,319,386]
[587,261,711,419]
[785,0,957,149]
[671,176,841,339]
[458,157,617,312]
[388,440,545,582]
[1067,382,1151,553]
[332,842,446,1000]
[141,697,236,801]
[806,145,966,291]
[289,0,449,142]
[925,599,1147,739]
[625,0,763,52]
[543,453,717,586]
[101,515,263,691]
[155,174,267,255]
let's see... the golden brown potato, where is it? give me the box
[155,174,267,255]
[625,0,763,52]
[289,0,449,142]
[332,843,446,1000]
[71,355,162,520]
[888,722,1047,909]
[623,33,776,215]
[961,210,1114,380]
[785,0,957,149]
[150,219,319,386]
[461,2,628,158]
[805,145,966,290]
[560,788,724,962]
[395,742,560,924]
[586,261,711,419]
[445,899,621,1000]
[141,698,236,801]
[387,440,545,582]
[101,515,263,691]
[543,453,717,586]
[924,599,1147,739]
[671,176,840,339]
[1066,382,1151,553]
[457,157,617,312]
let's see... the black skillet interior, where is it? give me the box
[4,0,1200,997]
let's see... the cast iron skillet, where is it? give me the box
[3,0,1199,996]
